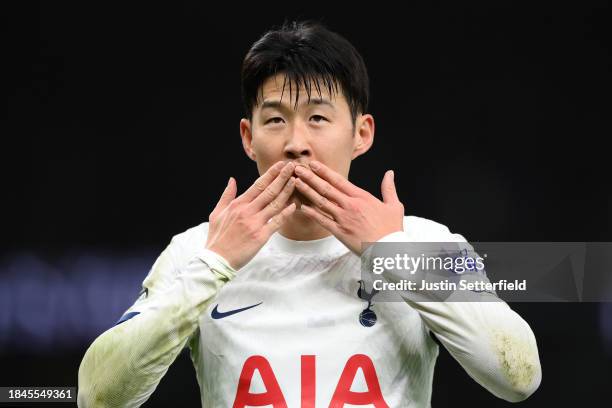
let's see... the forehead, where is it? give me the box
[256,73,348,110]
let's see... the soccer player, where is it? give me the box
[78,21,541,407]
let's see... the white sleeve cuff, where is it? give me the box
[376,230,411,243]
[193,248,237,281]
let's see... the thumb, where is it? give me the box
[381,170,399,203]
[213,177,237,213]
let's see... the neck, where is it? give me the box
[278,209,333,241]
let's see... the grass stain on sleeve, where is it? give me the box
[492,330,537,391]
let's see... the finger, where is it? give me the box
[211,177,237,216]
[308,161,362,197]
[237,161,286,204]
[381,170,400,203]
[260,202,297,239]
[259,176,296,221]
[300,204,340,235]
[294,177,342,219]
[294,165,350,208]
[249,162,295,211]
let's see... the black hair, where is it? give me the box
[241,20,369,123]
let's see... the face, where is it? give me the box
[240,73,375,207]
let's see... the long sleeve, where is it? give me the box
[77,244,236,408]
[377,228,542,403]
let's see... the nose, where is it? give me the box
[283,121,312,160]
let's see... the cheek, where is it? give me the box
[314,134,355,175]
[253,142,282,162]
[251,135,284,173]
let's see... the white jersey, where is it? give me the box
[78,216,541,407]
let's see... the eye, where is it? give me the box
[310,115,327,123]
[265,117,284,125]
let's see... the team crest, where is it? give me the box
[357,280,378,327]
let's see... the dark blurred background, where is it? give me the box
[1,1,611,406]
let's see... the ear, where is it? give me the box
[240,118,257,161]
[351,113,375,160]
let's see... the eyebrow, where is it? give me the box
[260,98,336,111]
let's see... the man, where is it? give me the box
[78,21,541,407]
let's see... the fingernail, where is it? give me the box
[227,177,233,187]
[389,170,394,180]
[309,161,320,171]
[295,166,305,175]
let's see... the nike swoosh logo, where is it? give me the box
[211,302,263,319]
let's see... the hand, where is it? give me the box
[205,161,297,270]
[294,161,404,255]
